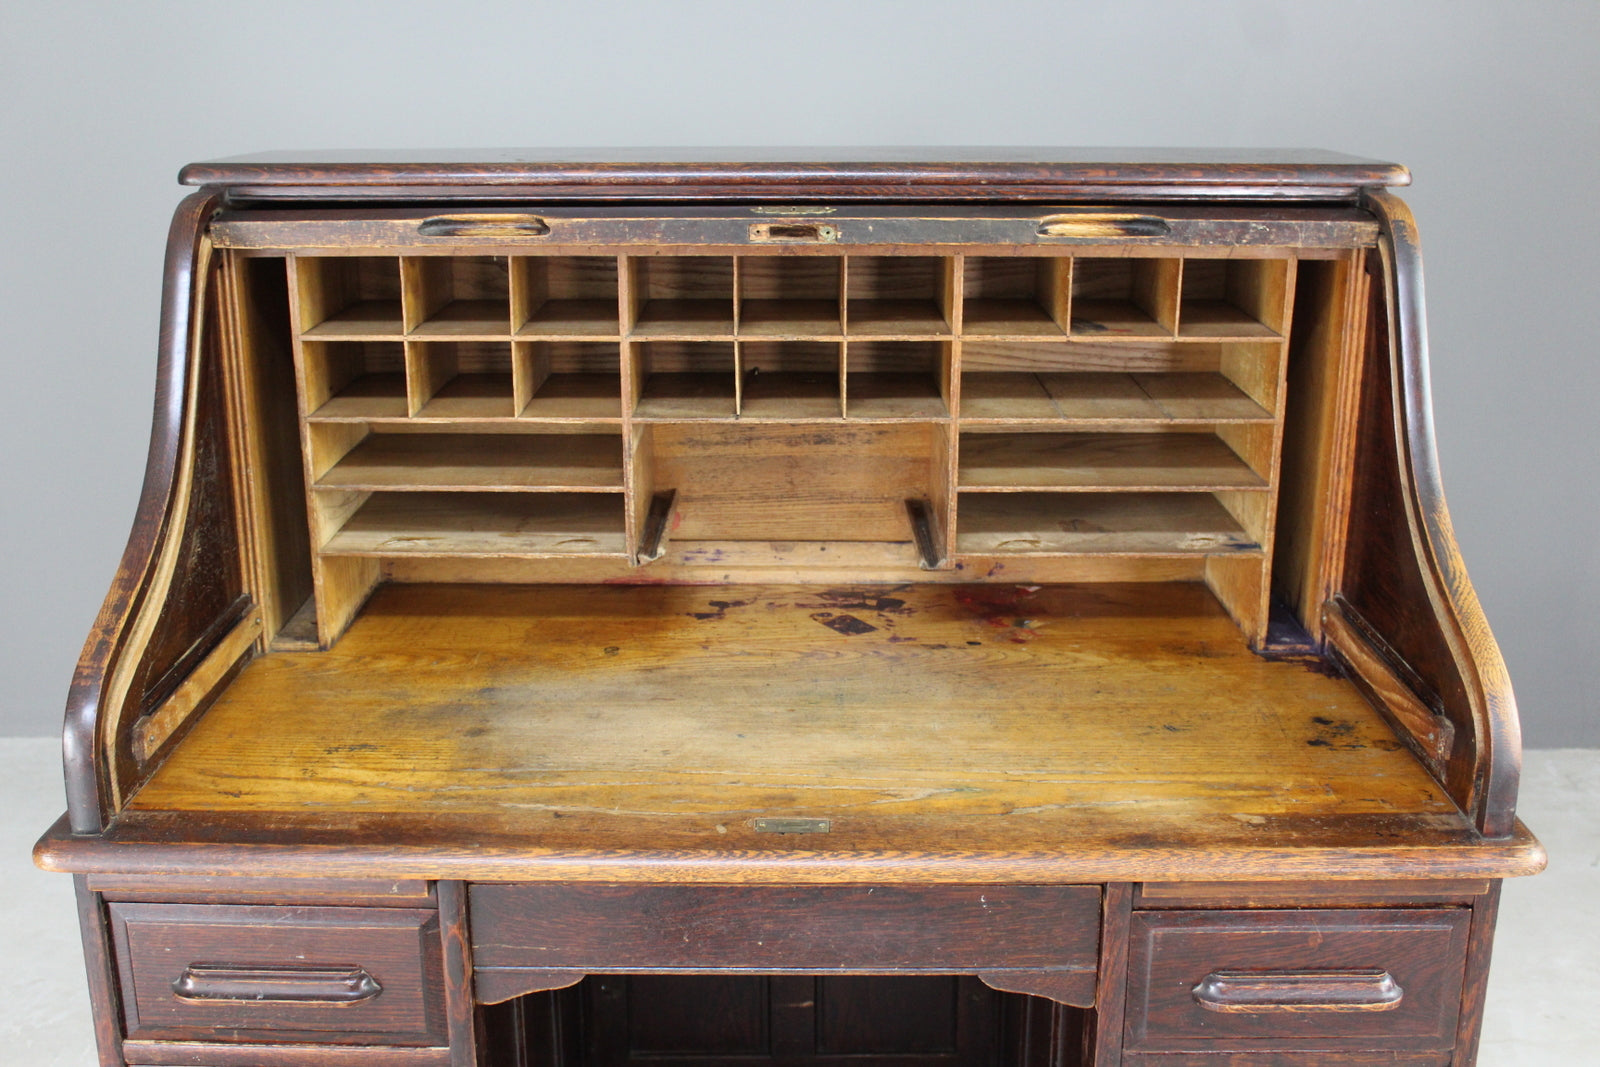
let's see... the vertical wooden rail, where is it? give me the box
[438,880,482,1067]
[1090,882,1131,1067]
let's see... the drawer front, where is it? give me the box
[108,903,446,1045]
[471,884,1100,1004]
[1125,908,1469,1054]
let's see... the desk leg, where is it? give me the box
[440,880,483,1067]
[1090,883,1132,1067]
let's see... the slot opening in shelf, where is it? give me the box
[515,341,623,419]
[630,256,736,337]
[847,256,951,336]
[297,256,403,338]
[959,341,1276,423]
[407,340,515,418]
[314,430,626,493]
[1070,258,1180,338]
[1179,258,1289,338]
[740,341,842,419]
[514,255,621,338]
[633,341,738,419]
[846,340,949,419]
[405,255,511,337]
[321,490,628,558]
[302,340,408,419]
[738,256,842,337]
[958,430,1269,491]
[963,256,1069,337]
[954,491,1261,556]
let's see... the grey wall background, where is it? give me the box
[1,1,1595,747]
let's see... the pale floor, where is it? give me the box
[1,739,1594,1066]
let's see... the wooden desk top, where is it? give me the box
[59,582,1540,884]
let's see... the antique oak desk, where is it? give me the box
[36,151,1544,1067]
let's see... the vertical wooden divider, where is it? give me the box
[1043,256,1072,332]
[942,255,964,557]
[509,256,533,415]
[1141,257,1183,336]
[618,255,644,561]
[838,256,850,418]
[731,254,744,415]
[1204,256,1300,646]
[284,254,382,647]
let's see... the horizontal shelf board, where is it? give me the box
[1178,300,1280,339]
[1134,372,1273,420]
[635,373,738,419]
[1069,299,1169,338]
[846,373,948,419]
[308,373,409,419]
[302,300,404,339]
[962,299,1065,338]
[846,300,950,337]
[959,372,1271,423]
[958,432,1267,490]
[323,492,627,557]
[416,374,516,418]
[738,300,841,338]
[516,299,621,338]
[521,373,623,419]
[409,300,511,338]
[316,433,624,492]
[955,492,1260,554]
[632,300,736,338]
[742,372,841,419]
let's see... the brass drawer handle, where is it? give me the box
[1036,212,1170,238]
[172,963,382,1004]
[1193,969,1403,1014]
[417,213,550,237]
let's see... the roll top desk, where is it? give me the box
[36,150,1543,1067]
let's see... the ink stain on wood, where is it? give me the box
[811,612,878,636]
[688,599,751,621]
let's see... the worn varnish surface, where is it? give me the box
[132,582,1452,833]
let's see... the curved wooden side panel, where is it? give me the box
[1335,191,1521,837]
[63,189,250,833]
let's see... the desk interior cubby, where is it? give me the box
[283,245,1300,647]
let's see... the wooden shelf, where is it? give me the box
[307,373,409,420]
[516,299,621,338]
[323,492,627,558]
[635,373,737,420]
[959,432,1266,491]
[846,300,949,337]
[521,373,622,420]
[960,372,1271,423]
[739,300,841,338]
[955,492,1259,555]
[409,300,511,338]
[1178,300,1280,339]
[847,373,947,419]
[415,373,516,419]
[317,433,624,492]
[962,299,1065,338]
[741,372,841,420]
[632,300,736,338]
[1070,300,1169,338]
[302,301,404,339]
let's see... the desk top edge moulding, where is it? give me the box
[37,150,1541,1067]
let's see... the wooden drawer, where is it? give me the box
[108,903,446,1045]
[470,884,1101,1006]
[1125,908,1470,1054]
